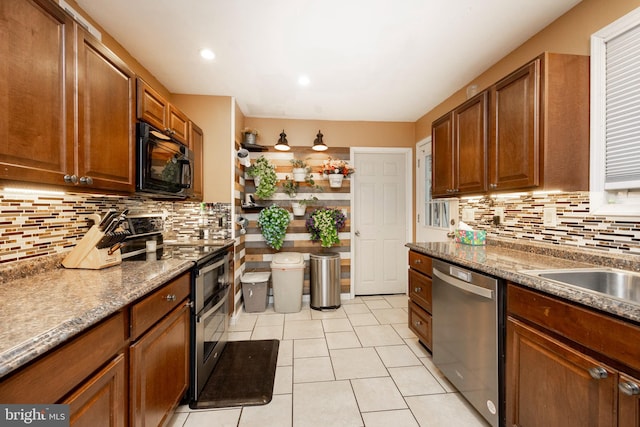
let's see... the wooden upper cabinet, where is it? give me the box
[137,78,189,145]
[489,53,589,192]
[0,0,75,185]
[454,91,488,194]
[432,91,487,197]
[77,29,135,192]
[0,0,136,193]
[431,113,454,197]
[189,121,204,200]
[489,60,540,191]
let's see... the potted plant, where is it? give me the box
[257,204,291,250]
[291,158,311,182]
[306,207,347,247]
[241,127,259,145]
[320,158,355,188]
[246,156,277,199]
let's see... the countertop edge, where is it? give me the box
[406,242,640,324]
[0,260,193,378]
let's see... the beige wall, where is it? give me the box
[172,95,234,202]
[243,118,415,150]
[415,0,640,140]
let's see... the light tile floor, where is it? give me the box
[168,295,490,427]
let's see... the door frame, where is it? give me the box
[350,147,413,298]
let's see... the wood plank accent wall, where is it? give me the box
[236,146,352,302]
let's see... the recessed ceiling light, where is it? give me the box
[298,75,310,86]
[199,48,215,60]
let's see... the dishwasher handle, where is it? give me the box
[433,267,495,299]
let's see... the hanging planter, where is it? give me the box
[321,157,354,189]
[257,205,291,250]
[291,202,306,216]
[328,173,344,188]
[292,168,307,182]
[246,156,277,199]
[306,207,347,248]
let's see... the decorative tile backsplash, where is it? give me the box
[0,190,231,264]
[458,192,640,255]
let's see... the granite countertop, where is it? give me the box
[406,240,640,324]
[0,258,193,378]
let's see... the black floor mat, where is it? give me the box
[191,339,279,409]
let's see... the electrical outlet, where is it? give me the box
[462,208,475,222]
[494,207,505,224]
[543,207,557,226]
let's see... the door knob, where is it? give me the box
[355,231,360,236]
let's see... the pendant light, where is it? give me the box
[312,130,328,151]
[274,130,290,151]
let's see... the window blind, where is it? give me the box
[605,25,640,189]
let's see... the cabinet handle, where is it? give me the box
[489,183,497,189]
[165,294,176,302]
[414,287,422,293]
[414,320,422,326]
[414,259,422,264]
[79,176,93,185]
[619,381,640,396]
[588,367,608,379]
[64,174,78,184]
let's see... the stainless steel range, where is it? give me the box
[121,215,233,405]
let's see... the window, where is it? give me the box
[591,6,640,217]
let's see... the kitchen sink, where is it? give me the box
[520,268,640,304]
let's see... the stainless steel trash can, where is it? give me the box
[310,252,341,310]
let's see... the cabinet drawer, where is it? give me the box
[409,251,432,276]
[0,311,126,403]
[409,269,432,313]
[408,300,432,351]
[130,272,190,340]
[508,283,640,373]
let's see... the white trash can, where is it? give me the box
[270,252,305,313]
[241,272,270,313]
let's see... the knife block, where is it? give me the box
[62,225,122,269]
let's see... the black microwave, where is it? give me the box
[136,122,194,198]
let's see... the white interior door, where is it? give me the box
[416,138,457,242]
[352,149,411,296]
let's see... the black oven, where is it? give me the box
[136,122,194,198]
[191,250,230,404]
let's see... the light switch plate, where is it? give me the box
[543,207,557,226]
[462,208,475,222]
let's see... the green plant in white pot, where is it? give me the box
[246,156,277,199]
[290,158,310,182]
[257,204,291,250]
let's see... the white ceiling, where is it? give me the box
[75,0,581,122]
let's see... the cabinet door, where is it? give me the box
[76,30,135,192]
[619,373,640,427]
[506,317,617,427]
[408,300,432,350]
[431,113,454,197]
[189,121,204,200]
[63,353,126,427]
[168,105,189,145]
[130,301,190,427]
[408,269,432,313]
[454,91,487,194]
[489,59,540,191]
[136,78,168,131]
[0,0,75,186]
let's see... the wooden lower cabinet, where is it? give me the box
[507,317,617,427]
[507,283,640,427]
[63,353,127,427]
[129,300,191,427]
[407,251,433,351]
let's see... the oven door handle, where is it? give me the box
[197,257,226,276]
[196,287,229,323]
[433,268,494,299]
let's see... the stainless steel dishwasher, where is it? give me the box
[432,259,504,427]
